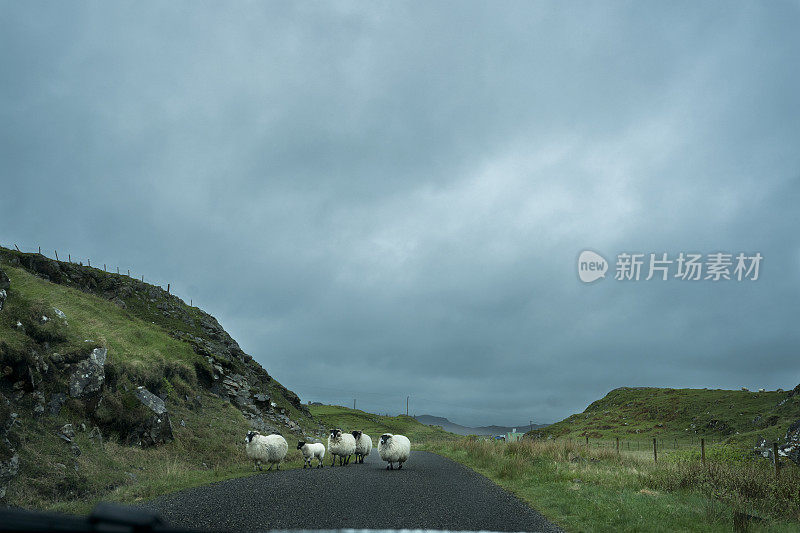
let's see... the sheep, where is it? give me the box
[378,433,410,470]
[297,441,325,469]
[351,430,372,463]
[327,428,356,466]
[244,431,288,471]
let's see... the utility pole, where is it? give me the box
[406,396,409,416]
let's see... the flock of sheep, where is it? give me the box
[244,429,411,471]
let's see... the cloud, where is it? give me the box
[1,1,799,425]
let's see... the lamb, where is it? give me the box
[244,431,288,471]
[378,433,410,470]
[327,428,356,466]
[297,441,326,469]
[351,430,372,463]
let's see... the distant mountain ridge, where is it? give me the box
[414,414,548,436]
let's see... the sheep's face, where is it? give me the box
[330,429,342,439]
[245,431,259,443]
[352,430,362,439]
[296,441,306,450]
[380,434,392,445]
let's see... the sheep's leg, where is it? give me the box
[276,463,280,471]
[398,461,403,469]
[267,463,273,471]
[331,454,336,467]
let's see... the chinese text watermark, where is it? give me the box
[578,251,762,283]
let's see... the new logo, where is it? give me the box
[578,250,608,283]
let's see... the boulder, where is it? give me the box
[48,393,66,416]
[58,424,76,442]
[69,348,107,398]
[782,419,800,465]
[127,387,173,447]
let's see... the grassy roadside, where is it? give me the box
[16,391,311,515]
[424,438,800,532]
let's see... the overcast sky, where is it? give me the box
[2,1,799,426]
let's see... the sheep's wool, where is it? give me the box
[300,442,326,465]
[378,434,411,465]
[354,432,372,457]
[328,432,357,457]
[246,433,288,466]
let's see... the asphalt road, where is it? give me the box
[146,451,561,532]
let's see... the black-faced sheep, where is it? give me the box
[351,430,372,463]
[378,433,410,470]
[327,428,356,466]
[244,431,288,471]
[297,441,326,468]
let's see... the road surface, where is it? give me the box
[146,450,561,532]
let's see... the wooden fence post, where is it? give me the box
[54,250,59,261]
[585,436,589,447]
[88,259,91,267]
[103,264,106,272]
[117,267,119,274]
[701,438,706,466]
[38,246,41,254]
[14,244,20,252]
[128,269,130,277]
[653,438,657,463]
[167,283,170,294]
[68,254,71,262]
[616,437,620,456]
[774,442,780,478]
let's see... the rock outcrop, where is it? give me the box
[69,347,107,399]
[128,387,174,447]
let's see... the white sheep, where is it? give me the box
[297,441,326,469]
[327,428,356,466]
[351,430,372,463]
[378,433,410,470]
[244,431,288,471]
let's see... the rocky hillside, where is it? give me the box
[0,246,324,510]
[527,386,800,458]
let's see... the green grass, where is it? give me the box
[1,265,203,377]
[309,404,460,445]
[529,386,800,449]
[426,438,800,532]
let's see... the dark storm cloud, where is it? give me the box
[2,1,799,425]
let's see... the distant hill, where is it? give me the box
[309,405,459,442]
[414,414,547,436]
[526,386,800,446]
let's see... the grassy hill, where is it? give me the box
[309,404,460,444]
[527,386,800,447]
[0,247,324,512]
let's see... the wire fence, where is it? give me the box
[1,241,196,308]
